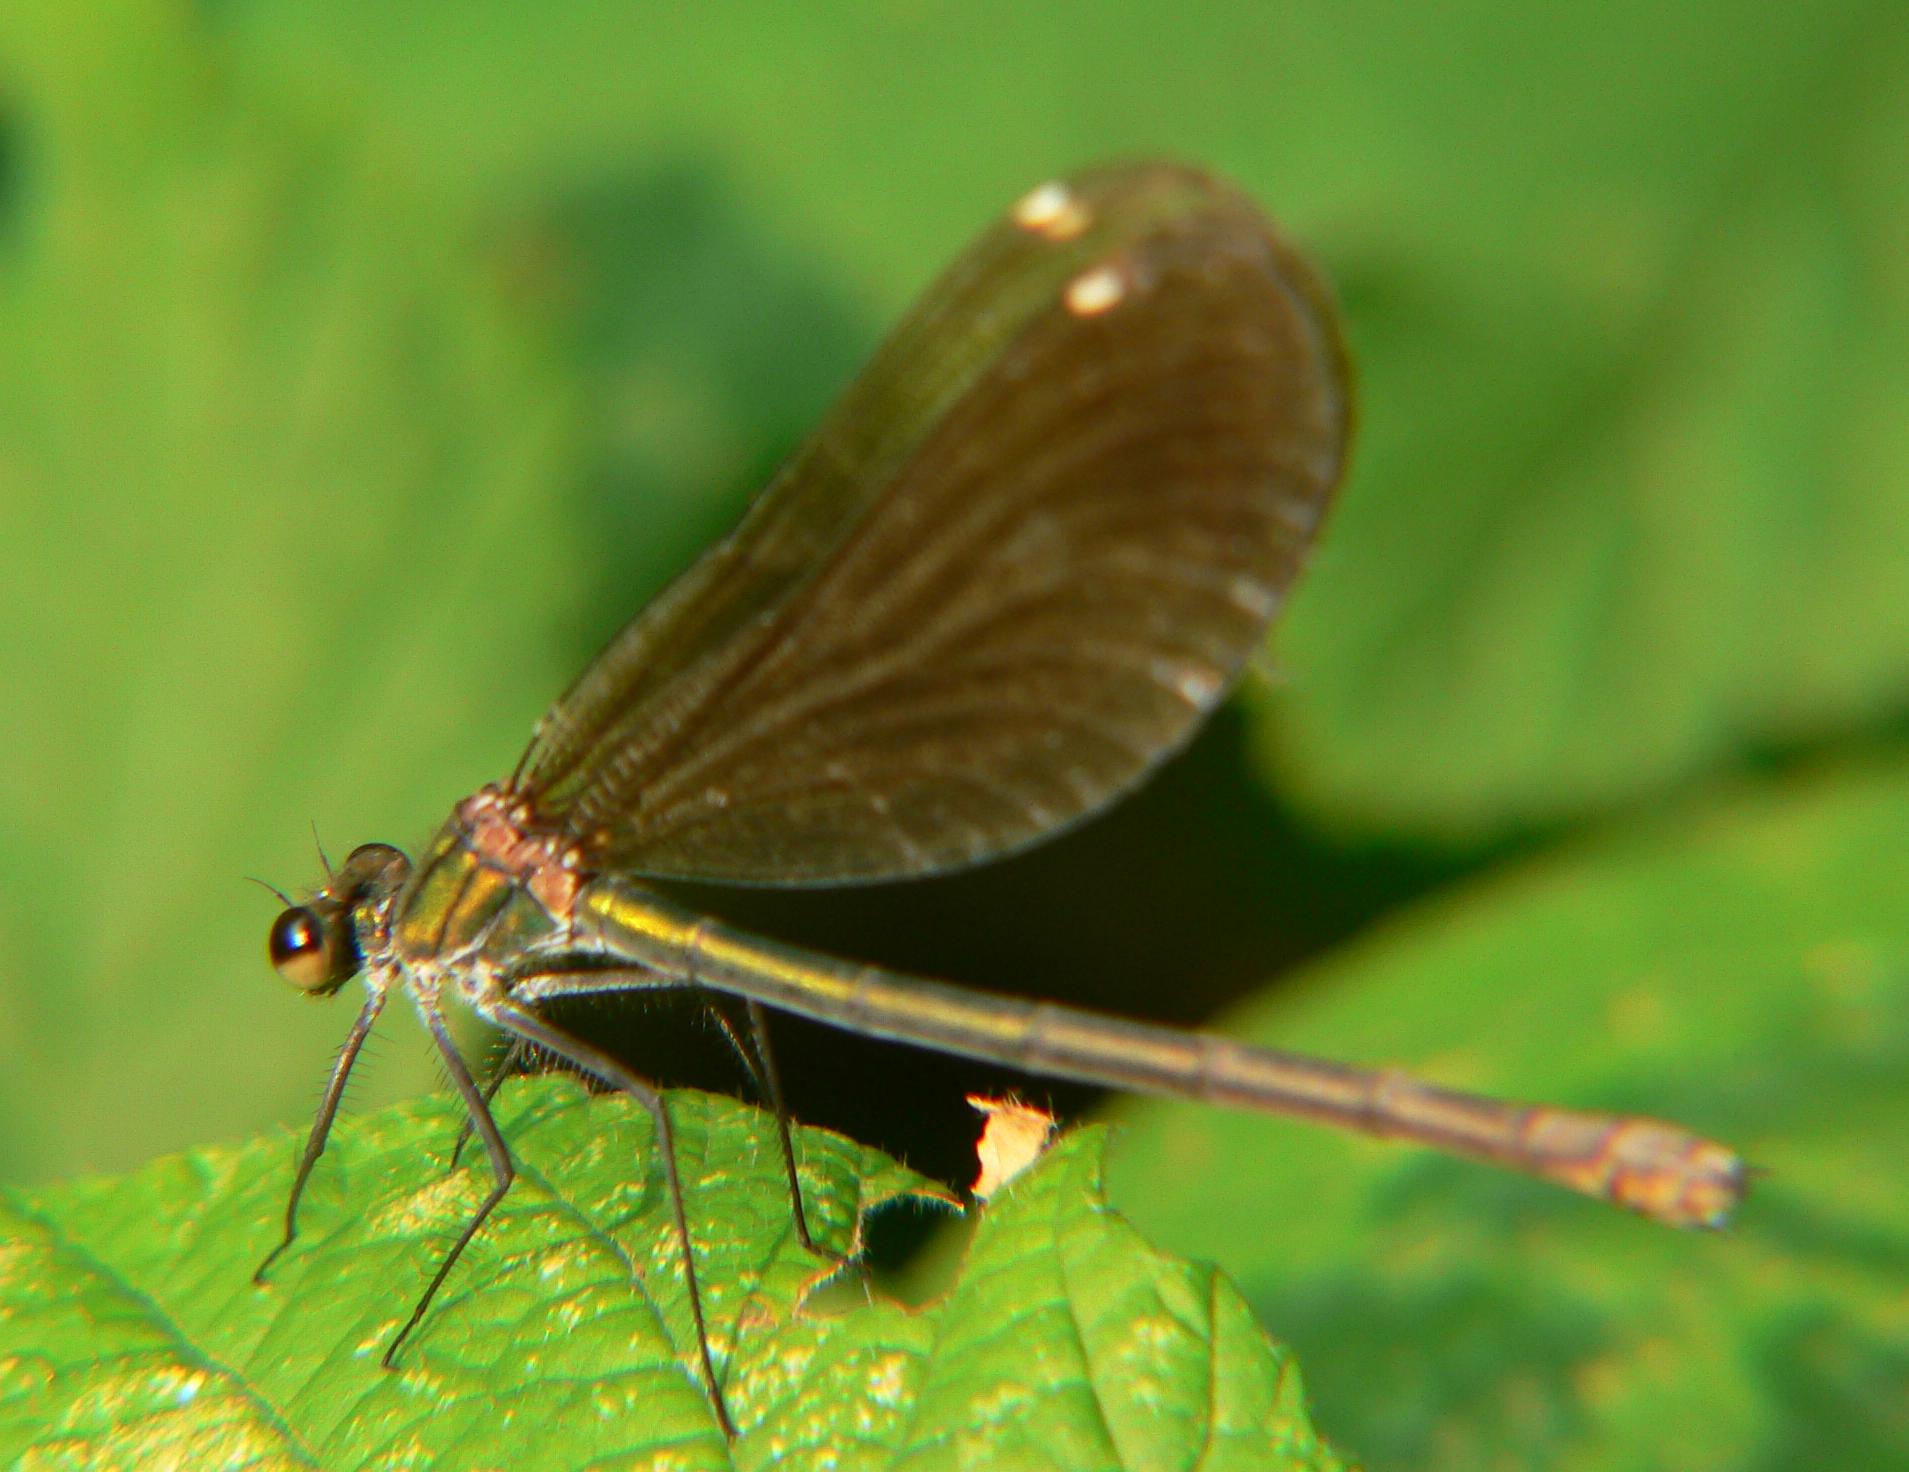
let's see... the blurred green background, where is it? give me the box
[1,1,1904,1466]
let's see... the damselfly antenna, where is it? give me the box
[244,875,297,908]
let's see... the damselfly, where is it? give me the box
[256,162,1744,1438]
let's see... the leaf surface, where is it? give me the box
[1111,756,1909,1470]
[1,1085,1339,1471]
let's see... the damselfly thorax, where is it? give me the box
[397,789,584,969]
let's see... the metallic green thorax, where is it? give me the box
[390,788,578,969]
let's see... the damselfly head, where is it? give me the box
[266,842,409,996]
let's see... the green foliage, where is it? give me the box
[3,0,1906,1185]
[0,1085,1336,1470]
[0,0,1904,1466]
[189,0,1909,837]
[1113,756,1909,1470]
[1257,2,1909,835]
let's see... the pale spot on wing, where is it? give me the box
[1175,666,1222,706]
[1011,180,1091,240]
[1064,263,1127,316]
[1272,495,1322,535]
[1155,658,1222,707]
[1227,574,1280,621]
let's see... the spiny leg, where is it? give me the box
[488,999,736,1440]
[506,954,828,1259]
[384,1005,517,1369]
[255,989,387,1284]
[448,1034,532,1170]
[714,1000,823,1258]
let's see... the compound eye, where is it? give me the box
[269,907,335,993]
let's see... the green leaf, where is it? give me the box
[0,1083,1339,1470]
[4,8,1903,1462]
[0,4,580,1182]
[1259,1,1909,835]
[1109,756,1909,1470]
[7,0,1906,1194]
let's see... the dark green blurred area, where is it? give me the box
[0,1,1904,1467]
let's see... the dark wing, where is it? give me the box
[516,162,1351,884]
